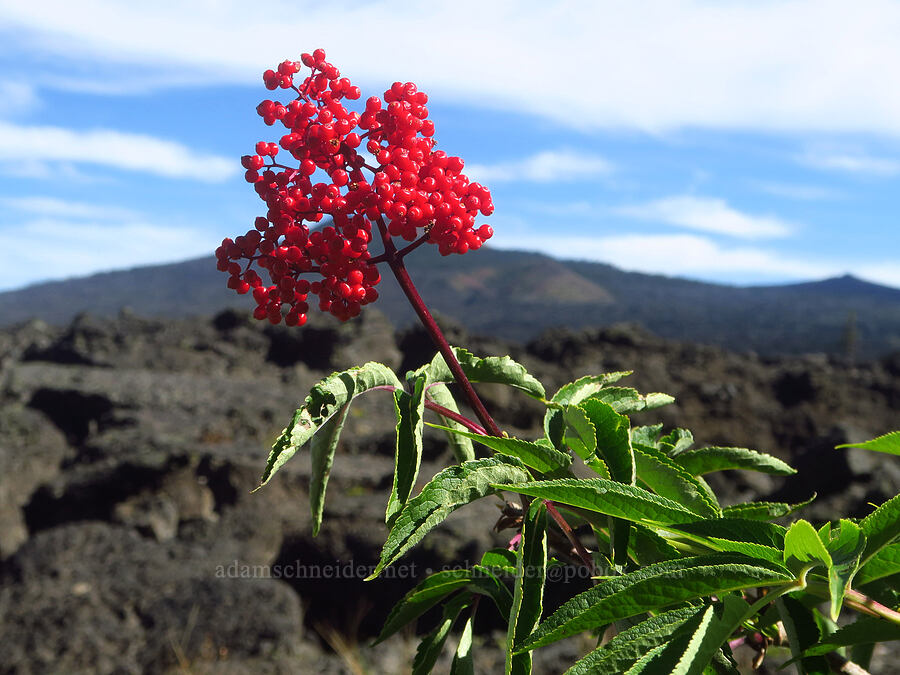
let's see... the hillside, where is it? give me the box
[1,247,899,359]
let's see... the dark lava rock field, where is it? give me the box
[0,310,897,673]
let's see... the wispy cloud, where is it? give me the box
[797,149,900,176]
[489,231,833,283]
[1,196,138,220]
[4,2,900,134]
[616,196,794,239]
[0,121,237,181]
[753,181,837,201]
[466,151,613,183]
[0,80,37,116]
[0,217,217,290]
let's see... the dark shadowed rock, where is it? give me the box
[0,406,71,557]
[0,522,303,674]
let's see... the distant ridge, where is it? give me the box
[1,247,898,359]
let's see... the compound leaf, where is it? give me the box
[376,570,476,644]
[425,382,475,462]
[309,401,351,536]
[561,405,610,478]
[722,496,814,521]
[261,362,402,485]
[565,606,706,675]
[633,443,720,518]
[518,553,791,651]
[369,456,531,579]
[584,386,674,415]
[412,592,471,675]
[579,398,634,485]
[507,501,548,675]
[836,431,900,456]
[386,377,427,522]
[499,478,701,526]
[854,543,900,586]
[451,608,475,675]
[429,423,571,474]
[673,447,796,476]
[800,616,900,658]
[860,492,900,564]
[818,519,866,620]
[413,347,545,399]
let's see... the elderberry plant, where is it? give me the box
[220,50,900,674]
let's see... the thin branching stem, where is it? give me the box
[545,501,594,571]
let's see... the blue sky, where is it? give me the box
[1,0,899,292]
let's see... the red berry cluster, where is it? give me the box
[217,48,494,325]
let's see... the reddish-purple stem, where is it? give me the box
[369,385,487,436]
[425,401,488,436]
[371,216,502,437]
[545,501,594,570]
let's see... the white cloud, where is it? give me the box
[0,121,237,181]
[0,80,37,116]
[798,150,900,176]
[753,181,837,201]
[466,150,613,183]
[0,217,217,290]
[616,196,794,239]
[489,231,832,282]
[1,196,138,220]
[3,1,900,134]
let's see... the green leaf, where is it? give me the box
[818,519,866,620]
[499,478,701,526]
[800,616,900,657]
[376,570,476,644]
[722,495,814,521]
[507,501,548,675]
[544,372,631,446]
[836,430,900,456]
[386,377,427,523]
[585,386,675,415]
[660,428,695,456]
[673,447,796,476]
[664,519,786,565]
[665,519,786,549]
[260,362,402,485]
[633,443,720,518]
[561,405,610,478]
[468,565,514,618]
[624,642,673,674]
[860,492,900,564]
[784,519,832,574]
[854,543,900,586]
[450,608,475,675]
[480,548,519,575]
[629,522,683,564]
[425,382,475,462]
[369,456,532,579]
[644,596,750,675]
[517,553,792,651]
[428,423,571,474]
[412,592,471,675]
[550,372,633,405]
[631,423,664,448]
[413,347,545,399]
[776,596,830,675]
[578,399,634,484]
[564,606,707,675]
[309,401,351,536]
